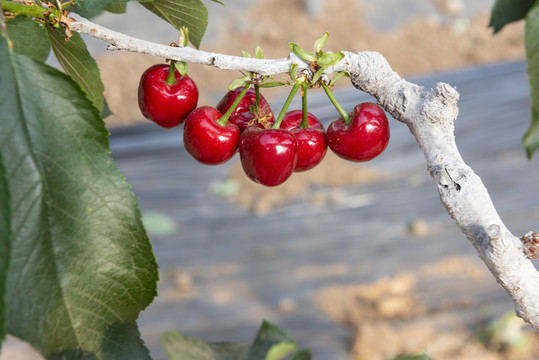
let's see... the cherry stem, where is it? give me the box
[272,82,301,129]
[322,82,350,124]
[218,84,251,127]
[165,60,177,85]
[299,83,309,128]
[254,83,261,113]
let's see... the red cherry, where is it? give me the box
[280,110,327,172]
[326,102,389,162]
[183,106,240,165]
[239,127,298,186]
[216,88,274,131]
[138,64,199,128]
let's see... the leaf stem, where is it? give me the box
[218,83,251,126]
[322,82,350,124]
[272,82,301,129]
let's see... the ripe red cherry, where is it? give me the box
[239,127,298,186]
[216,88,274,132]
[183,106,240,165]
[326,102,389,162]
[280,110,327,172]
[138,64,198,128]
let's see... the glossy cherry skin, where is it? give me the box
[183,106,240,165]
[239,127,298,187]
[138,64,199,128]
[280,110,327,172]
[216,88,274,132]
[326,102,389,162]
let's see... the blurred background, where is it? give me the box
[3,0,539,359]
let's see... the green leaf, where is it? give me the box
[175,60,188,76]
[105,3,128,13]
[228,76,250,91]
[48,27,105,112]
[489,0,536,33]
[524,1,539,158]
[289,349,312,360]
[77,0,151,12]
[162,320,303,360]
[288,42,315,62]
[314,31,329,54]
[290,63,298,80]
[311,68,324,85]
[255,46,264,59]
[142,0,208,49]
[259,81,286,88]
[6,16,50,62]
[0,153,10,350]
[316,51,345,68]
[329,71,350,86]
[102,97,113,118]
[242,50,251,58]
[0,38,158,359]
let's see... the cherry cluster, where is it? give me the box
[138,64,390,187]
[137,34,390,187]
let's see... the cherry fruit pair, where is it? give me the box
[240,110,327,186]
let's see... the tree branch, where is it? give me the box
[69,13,539,328]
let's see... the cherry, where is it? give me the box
[216,88,274,132]
[280,110,327,172]
[138,64,198,128]
[239,127,298,187]
[326,102,389,162]
[183,106,240,165]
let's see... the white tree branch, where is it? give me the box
[69,13,539,328]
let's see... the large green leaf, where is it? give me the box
[142,0,208,49]
[162,321,309,360]
[0,153,10,350]
[76,0,151,12]
[6,16,50,62]
[489,0,536,33]
[0,37,158,359]
[48,27,105,112]
[105,3,128,14]
[524,1,539,158]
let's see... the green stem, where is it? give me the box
[218,84,251,126]
[165,60,177,85]
[272,82,301,129]
[322,82,350,124]
[2,2,50,19]
[254,84,261,112]
[299,83,309,128]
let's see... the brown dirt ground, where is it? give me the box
[96,1,532,359]
[317,257,539,360]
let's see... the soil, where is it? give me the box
[317,257,539,360]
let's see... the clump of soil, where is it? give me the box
[316,256,539,360]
